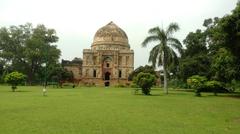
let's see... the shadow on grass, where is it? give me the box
[133,93,163,96]
[7,90,32,92]
[202,92,240,99]
[219,93,240,99]
[166,92,191,96]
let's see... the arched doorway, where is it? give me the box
[105,72,111,80]
[104,72,111,86]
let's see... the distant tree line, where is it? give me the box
[133,2,240,94]
[175,2,240,87]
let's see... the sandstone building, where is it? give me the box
[63,22,134,86]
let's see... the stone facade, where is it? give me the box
[63,22,134,86]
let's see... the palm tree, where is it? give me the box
[142,23,182,94]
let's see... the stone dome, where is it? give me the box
[92,22,129,49]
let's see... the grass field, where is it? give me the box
[0,85,240,134]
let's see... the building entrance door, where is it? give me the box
[104,72,110,86]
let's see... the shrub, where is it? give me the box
[133,72,156,95]
[225,79,240,92]
[168,79,189,89]
[4,71,26,92]
[187,75,228,96]
[187,75,207,96]
[204,80,222,96]
[130,83,138,88]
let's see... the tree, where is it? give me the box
[179,55,211,81]
[178,28,211,81]
[208,2,240,58]
[211,48,237,82]
[48,66,73,83]
[0,23,61,84]
[142,23,182,94]
[180,1,240,88]
[203,2,240,80]
[133,72,156,95]
[182,29,208,57]
[4,71,26,91]
[128,65,157,81]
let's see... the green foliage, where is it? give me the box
[48,64,73,82]
[203,2,240,81]
[134,72,156,95]
[4,71,26,91]
[183,29,208,57]
[128,65,157,81]
[211,48,237,82]
[180,29,210,81]
[187,75,207,89]
[187,75,227,96]
[179,2,240,84]
[142,22,182,94]
[168,79,189,89]
[0,23,61,85]
[187,75,207,96]
[225,79,240,92]
[208,3,240,58]
[204,80,222,96]
[179,55,211,81]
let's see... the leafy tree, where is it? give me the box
[4,71,26,91]
[179,55,211,81]
[183,29,208,57]
[178,28,211,82]
[128,65,157,81]
[134,72,156,95]
[208,2,240,58]
[180,2,240,89]
[203,2,240,80]
[0,23,61,84]
[142,23,182,94]
[211,48,237,82]
[48,66,73,83]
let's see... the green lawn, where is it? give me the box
[0,86,240,134]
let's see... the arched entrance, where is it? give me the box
[104,72,111,86]
[105,72,110,80]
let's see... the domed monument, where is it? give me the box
[82,22,134,86]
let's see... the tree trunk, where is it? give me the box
[163,65,168,94]
[162,52,168,94]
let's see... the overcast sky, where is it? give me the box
[0,0,238,68]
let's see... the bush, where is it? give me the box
[4,71,26,91]
[204,80,222,96]
[226,79,240,92]
[130,83,138,88]
[133,72,156,95]
[168,79,189,89]
[187,75,207,96]
[187,75,228,96]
